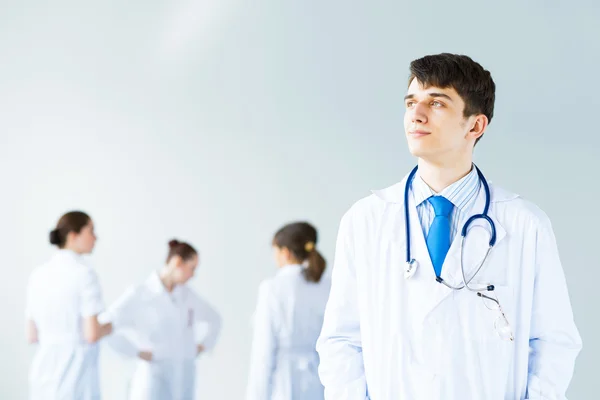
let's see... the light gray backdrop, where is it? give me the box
[1,0,597,398]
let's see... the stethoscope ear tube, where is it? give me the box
[462,214,497,247]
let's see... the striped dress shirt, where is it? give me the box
[410,166,481,242]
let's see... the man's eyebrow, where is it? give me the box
[404,92,454,102]
[428,92,453,101]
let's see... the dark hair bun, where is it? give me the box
[49,229,61,245]
[166,239,197,263]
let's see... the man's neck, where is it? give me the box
[417,158,473,193]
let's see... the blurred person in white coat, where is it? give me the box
[317,53,582,399]
[100,239,222,400]
[26,211,113,400]
[246,222,331,400]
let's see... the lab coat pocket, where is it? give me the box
[459,285,514,343]
[455,286,514,398]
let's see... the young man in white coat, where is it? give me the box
[316,53,582,400]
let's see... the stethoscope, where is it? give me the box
[403,164,497,293]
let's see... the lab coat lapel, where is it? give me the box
[146,272,180,311]
[374,175,453,321]
[374,173,511,322]
[440,184,507,288]
[401,189,455,321]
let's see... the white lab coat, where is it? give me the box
[317,174,582,400]
[25,250,105,400]
[246,264,331,400]
[101,272,222,400]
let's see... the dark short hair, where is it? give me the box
[409,53,496,129]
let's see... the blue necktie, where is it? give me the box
[426,196,454,277]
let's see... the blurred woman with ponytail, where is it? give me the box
[246,222,330,400]
[25,211,112,399]
[100,239,222,400]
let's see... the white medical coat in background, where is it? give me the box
[25,249,105,400]
[101,272,222,400]
[246,264,331,400]
[317,175,582,400]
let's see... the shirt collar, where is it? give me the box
[411,165,480,211]
[371,166,518,205]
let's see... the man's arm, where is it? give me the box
[526,216,582,399]
[317,210,369,400]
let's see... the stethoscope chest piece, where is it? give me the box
[404,259,418,279]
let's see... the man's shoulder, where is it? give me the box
[490,183,552,228]
[343,188,398,220]
[334,182,405,235]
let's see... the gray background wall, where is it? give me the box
[1,0,597,398]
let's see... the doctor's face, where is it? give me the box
[174,255,198,284]
[404,79,481,163]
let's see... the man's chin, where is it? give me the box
[407,145,429,159]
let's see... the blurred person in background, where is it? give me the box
[26,211,112,399]
[246,222,331,400]
[101,239,222,400]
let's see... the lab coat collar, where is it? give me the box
[145,271,184,296]
[277,264,303,276]
[52,249,83,263]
